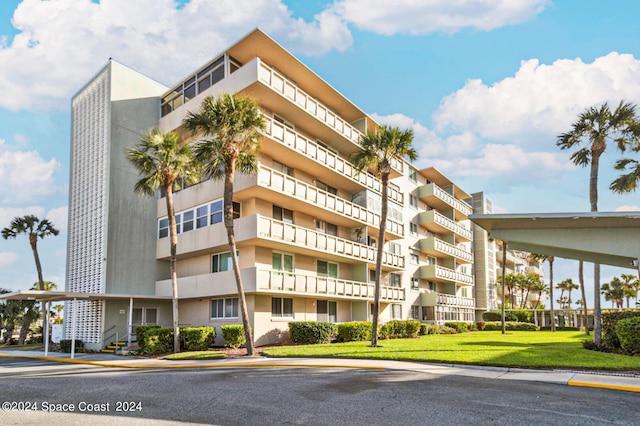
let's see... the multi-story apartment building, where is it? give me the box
[67,29,476,349]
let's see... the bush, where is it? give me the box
[482,311,502,322]
[482,310,533,323]
[60,339,84,353]
[445,322,470,333]
[221,325,247,349]
[337,322,372,342]
[181,327,216,351]
[289,321,338,344]
[476,321,486,331]
[144,328,173,354]
[419,323,429,335]
[615,316,640,355]
[135,324,162,353]
[539,326,580,331]
[602,309,640,351]
[482,321,539,331]
[437,325,457,334]
[379,320,422,339]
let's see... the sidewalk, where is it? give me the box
[1,349,639,393]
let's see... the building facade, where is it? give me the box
[67,29,476,349]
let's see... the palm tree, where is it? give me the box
[128,128,200,353]
[601,277,624,308]
[519,273,541,309]
[52,304,64,319]
[578,260,589,335]
[503,272,522,309]
[556,278,579,311]
[184,93,265,356]
[0,288,21,343]
[2,215,59,291]
[620,273,639,308]
[532,254,555,332]
[557,100,640,344]
[531,281,548,309]
[351,125,416,347]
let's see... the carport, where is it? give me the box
[0,291,171,358]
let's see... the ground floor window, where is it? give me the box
[272,297,293,318]
[391,304,402,320]
[317,300,337,322]
[410,305,420,320]
[211,297,238,319]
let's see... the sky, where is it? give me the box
[1,0,639,308]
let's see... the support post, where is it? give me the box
[128,298,133,348]
[501,241,507,335]
[71,298,77,359]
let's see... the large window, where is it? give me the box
[317,260,338,278]
[316,220,338,236]
[409,194,418,209]
[272,252,294,274]
[411,277,420,291]
[410,305,421,320]
[408,168,417,183]
[390,273,401,287]
[211,297,238,319]
[273,205,294,224]
[273,160,294,177]
[317,300,337,322]
[157,199,240,239]
[316,180,338,195]
[212,252,237,273]
[391,304,402,320]
[272,297,293,318]
[410,222,418,236]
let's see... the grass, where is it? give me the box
[0,343,44,351]
[262,331,640,372]
[163,350,226,360]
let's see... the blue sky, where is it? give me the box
[1,0,639,308]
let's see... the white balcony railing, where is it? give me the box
[258,215,404,269]
[262,113,404,204]
[257,166,404,236]
[420,210,472,241]
[436,293,475,308]
[256,269,405,301]
[420,183,472,217]
[420,237,473,263]
[420,264,474,285]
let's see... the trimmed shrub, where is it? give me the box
[615,316,640,355]
[482,311,502,322]
[379,320,422,339]
[539,326,580,331]
[60,339,84,353]
[221,324,247,349]
[482,310,533,323]
[445,322,470,333]
[337,321,372,342]
[181,326,216,351]
[482,321,539,331]
[144,328,173,354]
[476,321,486,331]
[135,324,162,353]
[602,309,640,351]
[419,323,429,335]
[289,321,338,344]
[437,325,457,334]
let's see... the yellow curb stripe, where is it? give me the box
[568,380,640,393]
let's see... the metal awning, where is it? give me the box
[469,211,640,269]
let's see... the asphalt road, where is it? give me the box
[0,358,638,425]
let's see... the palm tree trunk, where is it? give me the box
[549,258,555,332]
[371,173,389,348]
[166,185,180,354]
[224,164,254,356]
[590,154,602,345]
[579,260,589,335]
[29,238,48,346]
[501,243,507,335]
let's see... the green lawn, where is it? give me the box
[163,350,226,360]
[262,331,640,371]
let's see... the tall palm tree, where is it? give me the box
[184,93,265,356]
[503,272,522,309]
[620,273,639,308]
[128,128,200,353]
[532,254,555,332]
[578,260,589,335]
[351,125,416,347]
[520,273,541,309]
[601,277,624,308]
[557,100,640,344]
[2,215,59,291]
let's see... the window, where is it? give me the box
[391,304,402,320]
[428,281,437,292]
[410,222,418,236]
[272,252,294,274]
[411,278,420,291]
[196,205,209,228]
[212,252,236,273]
[410,252,419,265]
[210,200,223,224]
[273,160,294,177]
[410,305,421,320]
[316,220,337,236]
[408,168,417,183]
[211,297,238,319]
[273,205,294,224]
[390,273,401,287]
[274,114,294,129]
[369,269,376,283]
[272,297,293,318]
[182,210,194,232]
[174,213,181,234]
[158,218,169,239]
[317,260,338,278]
[389,242,401,255]
[317,140,338,155]
[409,195,418,208]
[316,180,338,195]
[317,300,337,322]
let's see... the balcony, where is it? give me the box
[242,165,403,237]
[418,183,472,219]
[262,114,404,204]
[420,264,474,285]
[526,265,544,276]
[257,215,404,269]
[421,292,475,308]
[418,237,473,264]
[418,210,472,242]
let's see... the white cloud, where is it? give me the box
[331,0,549,35]
[46,206,68,232]
[0,206,46,228]
[0,252,19,267]
[434,53,640,147]
[0,0,352,111]
[0,146,60,203]
[614,205,640,212]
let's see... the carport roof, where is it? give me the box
[0,290,172,302]
[469,211,640,269]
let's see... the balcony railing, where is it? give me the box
[419,183,472,217]
[419,210,472,241]
[258,215,404,269]
[419,237,473,263]
[420,264,474,285]
[422,291,475,308]
[256,269,405,301]
[262,114,404,204]
[257,166,404,236]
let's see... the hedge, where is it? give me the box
[221,324,247,349]
[482,310,533,323]
[602,309,640,351]
[379,320,421,339]
[288,321,338,344]
[444,322,472,333]
[181,326,216,351]
[615,316,640,355]
[482,321,539,331]
[60,339,84,353]
[135,324,162,353]
[144,327,173,354]
[337,321,372,342]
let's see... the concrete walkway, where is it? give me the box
[1,349,639,393]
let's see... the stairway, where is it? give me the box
[100,341,127,354]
